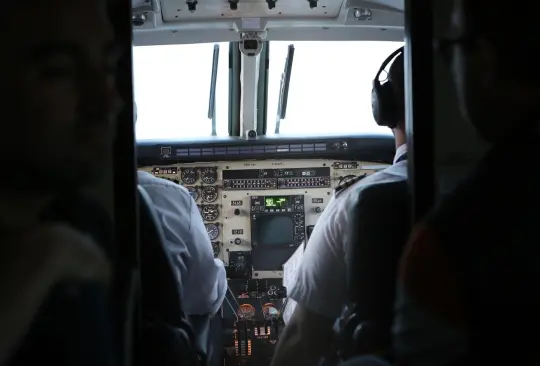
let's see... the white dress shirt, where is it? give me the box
[138,171,227,316]
[288,144,408,318]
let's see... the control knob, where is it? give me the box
[234,238,243,245]
[313,207,322,213]
[233,208,241,216]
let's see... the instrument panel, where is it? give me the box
[139,159,389,278]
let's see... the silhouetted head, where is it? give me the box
[0,0,123,193]
[372,47,406,141]
[443,0,540,143]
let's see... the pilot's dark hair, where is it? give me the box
[460,0,540,86]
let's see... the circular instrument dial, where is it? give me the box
[186,186,199,201]
[205,223,220,241]
[262,303,279,319]
[238,304,256,320]
[201,167,218,184]
[201,186,218,203]
[201,204,219,221]
[181,168,197,184]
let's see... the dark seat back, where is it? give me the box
[338,179,411,360]
[137,185,204,366]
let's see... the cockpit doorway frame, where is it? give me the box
[404,0,435,223]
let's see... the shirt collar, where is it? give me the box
[393,143,408,165]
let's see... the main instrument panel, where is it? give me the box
[139,158,389,278]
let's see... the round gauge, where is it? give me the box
[201,167,218,184]
[201,204,219,221]
[238,304,256,320]
[201,186,218,203]
[181,168,197,184]
[211,241,220,257]
[186,186,199,201]
[262,303,280,319]
[205,223,220,241]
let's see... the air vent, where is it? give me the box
[170,143,328,158]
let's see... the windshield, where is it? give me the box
[267,41,404,136]
[133,43,230,140]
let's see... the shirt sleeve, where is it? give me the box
[141,181,227,316]
[393,222,469,366]
[289,196,348,319]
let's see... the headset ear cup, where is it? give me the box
[371,85,381,125]
[378,82,398,128]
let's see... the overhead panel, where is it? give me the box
[161,0,343,21]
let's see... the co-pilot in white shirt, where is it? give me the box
[138,171,227,316]
[288,144,408,319]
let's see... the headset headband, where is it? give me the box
[373,46,404,86]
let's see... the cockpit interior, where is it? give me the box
[129,0,476,364]
[2,0,517,363]
[132,0,407,364]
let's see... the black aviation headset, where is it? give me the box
[371,46,405,129]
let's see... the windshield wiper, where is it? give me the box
[208,44,220,136]
[274,44,295,134]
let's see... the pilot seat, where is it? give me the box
[138,185,219,366]
[335,179,410,363]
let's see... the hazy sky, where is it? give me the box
[133,41,403,140]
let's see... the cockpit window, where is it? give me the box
[267,41,404,136]
[133,43,229,140]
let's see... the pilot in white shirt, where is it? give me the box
[138,171,227,316]
[135,105,226,316]
[271,47,407,366]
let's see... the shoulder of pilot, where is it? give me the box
[335,167,393,198]
[137,171,192,204]
[137,170,187,190]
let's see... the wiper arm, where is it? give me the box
[274,44,295,135]
[208,44,220,136]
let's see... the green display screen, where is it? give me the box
[265,197,289,207]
